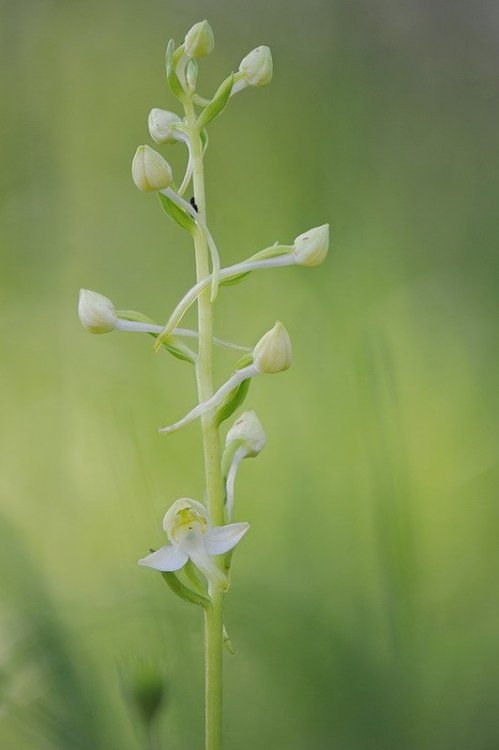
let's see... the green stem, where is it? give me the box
[184,99,225,750]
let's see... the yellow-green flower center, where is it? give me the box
[171,507,208,542]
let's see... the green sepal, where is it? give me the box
[196,74,234,130]
[215,354,254,427]
[165,39,185,100]
[116,309,196,365]
[161,571,211,608]
[158,191,197,235]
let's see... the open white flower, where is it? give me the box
[138,498,249,587]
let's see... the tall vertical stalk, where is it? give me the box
[184,98,225,750]
[79,21,328,750]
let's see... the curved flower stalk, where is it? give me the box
[78,289,249,353]
[155,224,329,347]
[159,187,221,300]
[159,322,291,434]
[222,411,266,520]
[138,498,249,589]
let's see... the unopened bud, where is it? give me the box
[239,46,273,87]
[253,321,292,374]
[78,289,117,334]
[294,224,329,267]
[148,109,183,145]
[131,145,172,192]
[226,411,266,457]
[184,20,214,59]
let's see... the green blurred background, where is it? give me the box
[1,0,498,748]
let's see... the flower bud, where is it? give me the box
[226,411,266,457]
[239,46,273,87]
[148,109,183,145]
[184,20,214,59]
[131,145,172,192]
[253,321,292,374]
[78,289,117,334]
[293,224,329,267]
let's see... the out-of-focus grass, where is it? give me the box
[1,1,498,748]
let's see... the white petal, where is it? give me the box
[204,522,250,555]
[138,544,188,571]
[181,537,227,586]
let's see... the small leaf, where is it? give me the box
[248,244,291,262]
[116,309,156,325]
[215,377,251,427]
[117,309,196,365]
[161,571,211,608]
[163,338,196,365]
[220,271,251,287]
[158,191,197,235]
[197,74,234,130]
[165,39,185,100]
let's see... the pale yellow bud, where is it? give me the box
[294,224,329,267]
[239,46,273,87]
[253,321,292,374]
[184,20,214,58]
[131,145,172,192]
[78,289,117,334]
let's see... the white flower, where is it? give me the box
[184,20,214,58]
[78,289,117,333]
[253,321,292,373]
[148,109,183,145]
[238,46,273,87]
[226,410,266,457]
[131,145,173,192]
[138,498,249,587]
[224,411,266,520]
[293,224,329,267]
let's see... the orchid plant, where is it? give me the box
[78,20,328,750]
